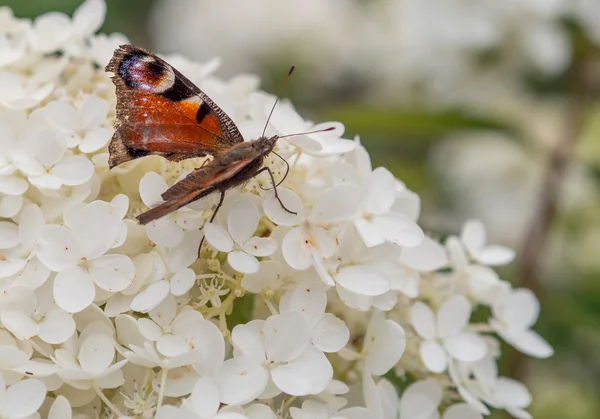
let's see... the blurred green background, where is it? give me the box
[6,0,600,417]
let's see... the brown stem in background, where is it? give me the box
[510,53,597,379]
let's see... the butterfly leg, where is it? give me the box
[254,166,296,215]
[198,190,226,256]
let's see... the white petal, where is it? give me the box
[282,227,312,270]
[477,245,515,266]
[203,223,234,252]
[79,128,111,153]
[0,221,19,249]
[155,405,179,419]
[89,254,134,292]
[500,288,540,330]
[241,260,283,293]
[131,280,170,313]
[311,314,349,353]
[73,0,106,37]
[170,268,196,296]
[444,332,487,362]
[400,236,448,272]
[364,318,406,375]
[215,357,268,405]
[36,225,81,271]
[263,188,303,226]
[79,334,114,374]
[228,250,259,274]
[48,395,72,419]
[443,403,483,419]
[0,195,23,218]
[437,295,471,339]
[54,267,95,313]
[420,340,448,373]
[191,376,220,417]
[1,311,39,340]
[0,175,28,196]
[166,229,202,272]
[243,237,277,257]
[285,280,327,327]
[139,172,168,207]
[2,378,46,418]
[44,101,79,132]
[137,318,163,341]
[264,311,310,363]
[18,204,45,251]
[51,155,93,186]
[410,302,436,340]
[79,96,109,129]
[231,323,266,363]
[310,185,362,224]
[364,167,396,215]
[354,218,385,248]
[271,345,332,395]
[335,265,390,296]
[399,379,443,419]
[68,200,121,259]
[157,334,189,358]
[500,329,553,359]
[372,212,424,247]
[39,309,76,344]
[186,318,225,376]
[228,199,259,244]
[146,218,184,248]
[494,377,531,408]
[461,220,486,255]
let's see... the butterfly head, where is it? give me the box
[253,135,279,156]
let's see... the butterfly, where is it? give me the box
[105,44,331,235]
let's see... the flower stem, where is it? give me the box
[94,385,123,417]
[156,367,168,412]
[262,294,279,315]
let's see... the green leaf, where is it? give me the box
[226,293,255,329]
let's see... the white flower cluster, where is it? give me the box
[0,1,553,418]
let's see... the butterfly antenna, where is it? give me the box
[277,126,335,139]
[262,65,295,138]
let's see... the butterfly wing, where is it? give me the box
[136,153,259,225]
[105,44,244,168]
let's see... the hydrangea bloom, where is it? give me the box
[0,1,552,418]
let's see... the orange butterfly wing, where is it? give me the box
[105,45,243,168]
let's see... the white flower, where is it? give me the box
[1,281,75,344]
[480,377,532,419]
[54,332,127,390]
[489,288,553,358]
[36,200,135,312]
[137,295,219,358]
[0,70,53,109]
[220,310,334,403]
[280,280,350,354]
[0,375,46,419]
[205,199,277,274]
[360,312,406,376]
[139,172,204,248]
[12,129,93,190]
[264,185,362,284]
[460,220,515,266]
[411,295,487,373]
[45,96,112,153]
[353,167,424,248]
[129,246,200,313]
